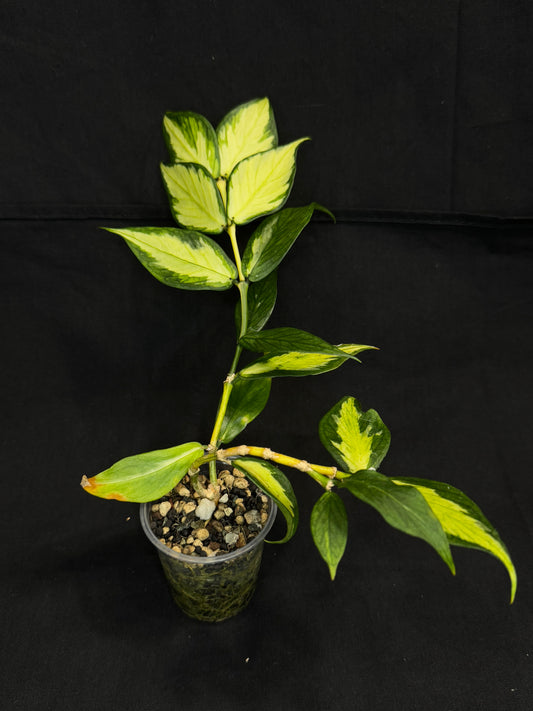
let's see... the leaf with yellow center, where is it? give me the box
[232,457,298,543]
[163,111,220,177]
[319,396,391,473]
[217,97,278,178]
[227,139,309,225]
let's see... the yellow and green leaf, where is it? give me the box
[341,470,455,573]
[393,477,517,602]
[163,110,220,177]
[217,97,278,178]
[227,138,309,225]
[239,351,345,379]
[238,329,374,379]
[319,396,391,473]
[232,457,299,543]
[104,226,237,290]
[239,348,374,380]
[242,203,333,282]
[240,327,360,357]
[80,442,204,503]
[161,162,227,233]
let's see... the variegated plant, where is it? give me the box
[81,98,516,601]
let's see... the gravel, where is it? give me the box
[148,467,270,557]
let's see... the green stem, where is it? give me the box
[207,226,249,483]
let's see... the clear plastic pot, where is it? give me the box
[140,498,277,622]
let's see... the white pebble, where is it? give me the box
[224,532,239,546]
[219,493,229,504]
[195,498,216,520]
[159,501,171,517]
[244,510,261,525]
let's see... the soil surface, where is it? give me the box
[148,467,270,557]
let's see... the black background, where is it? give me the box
[2,2,532,710]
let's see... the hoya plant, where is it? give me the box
[81,98,516,601]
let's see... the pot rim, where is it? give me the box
[140,497,278,565]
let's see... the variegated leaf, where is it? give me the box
[104,226,237,290]
[319,396,391,474]
[242,203,333,282]
[161,162,226,233]
[239,351,355,379]
[232,457,298,543]
[217,97,278,178]
[393,477,517,602]
[227,139,309,225]
[340,470,455,573]
[238,330,375,378]
[240,327,363,359]
[81,442,204,503]
[163,111,220,177]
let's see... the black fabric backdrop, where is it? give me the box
[2,2,533,710]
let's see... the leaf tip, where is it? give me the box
[312,203,336,223]
[80,474,101,497]
[509,567,518,604]
[80,474,127,501]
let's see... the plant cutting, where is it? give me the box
[81,97,517,620]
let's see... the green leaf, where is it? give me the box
[235,271,278,334]
[310,491,348,580]
[217,97,278,178]
[393,477,517,602]
[160,162,227,233]
[232,457,298,543]
[163,111,220,177]
[319,396,391,474]
[218,378,272,444]
[242,203,331,282]
[227,139,309,225]
[104,227,237,291]
[340,470,455,573]
[81,442,204,503]
[240,327,362,358]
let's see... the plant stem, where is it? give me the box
[192,445,343,490]
[227,222,245,282]
[207,224,249,484]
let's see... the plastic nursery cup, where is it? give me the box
[140,499,277,622]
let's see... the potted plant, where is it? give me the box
[81,98,516,621]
